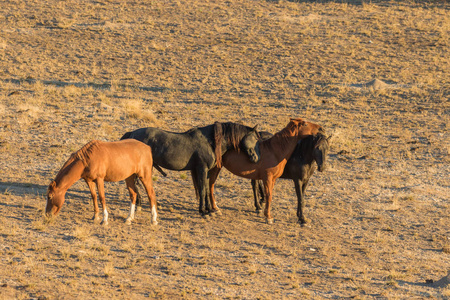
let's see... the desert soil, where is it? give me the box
[0,0,449,299]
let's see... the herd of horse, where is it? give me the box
[45,118,330,226]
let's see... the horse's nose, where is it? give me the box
[248,151,259,163]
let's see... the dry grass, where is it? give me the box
[0,0,449,299]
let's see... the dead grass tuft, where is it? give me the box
[123,99,160,125]
[103,262,115,278]
[443,245,450,254]
[72,225,92,241]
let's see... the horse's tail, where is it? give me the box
[153,164,167,177]
[120,131,132,140]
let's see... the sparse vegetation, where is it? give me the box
[0,0,449,299]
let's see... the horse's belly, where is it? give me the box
[152,146,196,171]
[86,159,139,182]
[104,172,131,182]
[222,152,259,179]
[226,166,257,178]
[154,156,190,171]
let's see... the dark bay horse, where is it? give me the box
[46,139,158,225]
[208,118,323,224]
[120,122,260,215]
[252,132,330,225]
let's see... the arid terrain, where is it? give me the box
[0,0,449,299]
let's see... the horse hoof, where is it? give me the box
[211,209,222,216]
[93,217,101,224]
[101,220,109,227]
[136,206,142,212]
[266,218,274,225]
[298,218,310,227]
[125,219,132,225]
[255,209,262,216]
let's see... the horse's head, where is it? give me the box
[240,125,261,163]
[289,118,322,139]
[45,181,64,216]
[313,133,331,172]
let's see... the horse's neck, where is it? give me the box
[295,142,315,164]
[54,159,84,192]
[266,132,299,160]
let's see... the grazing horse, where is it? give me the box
[208,118,323,224]
[120,122,260,215]
[251,132,330,225]
[45,139,158,225]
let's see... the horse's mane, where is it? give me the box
[74,140,101,167]
[298,132,328,155]
[214,122,249,168]
[53,140,101,184]
[261,121,298,152]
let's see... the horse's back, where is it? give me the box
[82,140,153,181]
[122,126,215,171]
[105,139,153,162]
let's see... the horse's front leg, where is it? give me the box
[263,178,275,224]
[140,175,158,225]
[208,166,222,215]
[86,180,100,223]
[125,175,138,225]
[195,166,210,216]
[96,178,109,226]
[294,179,307,225]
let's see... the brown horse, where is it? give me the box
[46,139,157,225]
[208,118,323,224]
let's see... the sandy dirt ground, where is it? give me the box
[0,0,449,299]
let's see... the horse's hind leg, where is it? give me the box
[258,181,265,207]
[86,180,100,223]
[96,178,109,226]
[263,178,275,224]
[135,177,143,212]
[191,170,200,201]
[125,175,138,225]
[140,176,158,225]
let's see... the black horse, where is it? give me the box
[120,122,260,215]
[251,131,330,225]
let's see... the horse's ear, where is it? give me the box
[290,118,304,126]
[252,125,258,132]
